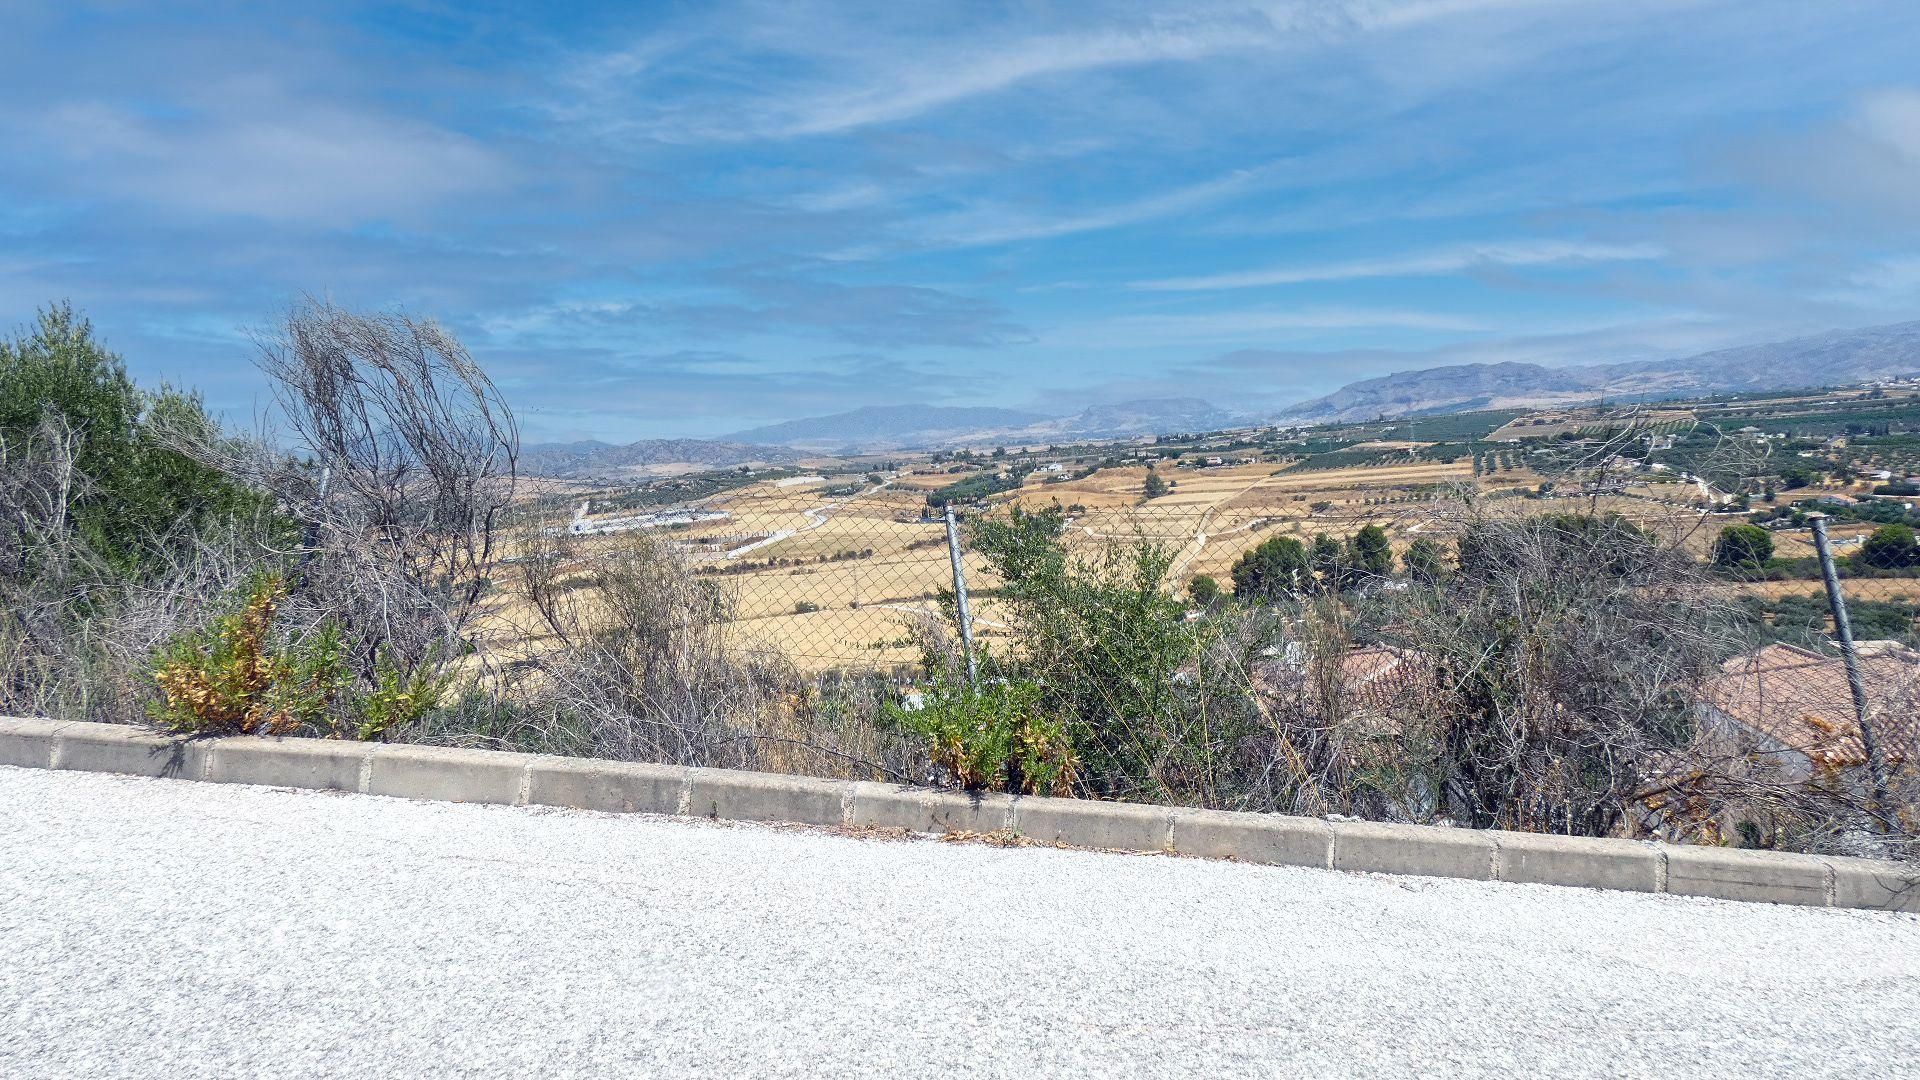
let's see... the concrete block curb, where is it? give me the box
[366,744,535,805]
[687,767,849,826]
[206,736,371,792]
[1493,830,1664,894]
[1013,796,1174,852]
[526,757,688,816]
[0,716,70,769]
[1664,844,1834,907]
[1332,819,1498,881]
[1826,856,1920,913]
[2,717,1913,914]
[54,723,209,780]
[1171,808,1331,869]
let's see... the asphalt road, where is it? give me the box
[2,765,1916,1078]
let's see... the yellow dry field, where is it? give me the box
[1012,459,1477,588]
[481,459,1915,674]
[1486,408,1692,442]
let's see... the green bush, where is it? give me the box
[148,573,347,735]
[889,675,1076,796]
[1403,536,1445,583]
[1711,523,1774,569]
[1187,574,1222,608]
[1859,524,1920,569]
[0,303,274,578]
[1231,535,1310,600]
[964,506,1243,800]
[356,646,455,742]
[1348,524,1394,580]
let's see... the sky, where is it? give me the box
[4,0,1920,442]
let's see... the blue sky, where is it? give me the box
[4,1,1920,441]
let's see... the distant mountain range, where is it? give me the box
[726,405,1051,450]
[724,397,1247,453]
[517,438,801,479]
[517,320,1920,476]
[1280,320,1920,423]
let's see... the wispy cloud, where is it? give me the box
[563,0,1567,144]
[1054,306,1488,349]
[1133,240,1667,291]
[923,166,1274,248]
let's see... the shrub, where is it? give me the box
[964,506,1261,802]
[1859,524,1920,570]
[0,303,268,580]
[1403,536,1445,584]
[1231,535,1310,600]
[1187,574,1222,608]
[1712,523,1774,569]
[889,675,1076,796]
[1391,512,1732,835]
[355,646,455,742]
[148,573,347,735]
[1347,524,1393,580]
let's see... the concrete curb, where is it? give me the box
[4,717,1915,913]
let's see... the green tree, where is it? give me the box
[1310,533,1348,590]
[1403,536,1445,584]
[1142,468,1169,499]
[964,505,1201,798]
[1186,574,1222,608]
[1710,524,1774,570]
[0,303,265,576]
[1347,524,1393,580]
[1230,535,1310,600]
[1859,524,1920,570]
[1778,463,1819,490]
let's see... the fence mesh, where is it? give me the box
[537,481,1455,671]
[517,470,1920,792]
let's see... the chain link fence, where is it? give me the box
[542,480,1450,672]
[507,467,1917,848]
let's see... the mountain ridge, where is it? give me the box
[1279,320,1920,423]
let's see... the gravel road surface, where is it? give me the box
[2,765,1916,1078]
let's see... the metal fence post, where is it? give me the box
[1808,513,1892,809]
[944,503,979,687]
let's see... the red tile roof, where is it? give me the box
[1700,642,1920,768]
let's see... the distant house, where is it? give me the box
[1248,645,1435,727]
[1698,642,1919,780]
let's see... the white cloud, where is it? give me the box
[1133,239,1666,290]
[569,0,1579,143]
[1852,88,1920,164]
[1731,86,1920,227]
[21,99,514,227]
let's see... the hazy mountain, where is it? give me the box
[1052,397,1246,438]
[726,404,1050,451]
[724,398,1246,451]
[519,438,801,478]
[1280,321,1920,423]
